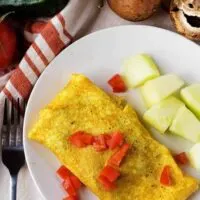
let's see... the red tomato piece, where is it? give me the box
[57,165,72,180]
[69,132,86,148]
[108,143,130,166]
[160,165,172,186]
[0,22,17,69]
[100,165,120,182]
[109,132,124,149]
[104,134,112,147]
[62,178,77,196]
[108,74,127,93]
[81,134,94,145]
[70,175,82,190]
[174,152,188,165]
[69,131,93,148]
[98,175,116,191]
[93,135,108,152]
[63,196,78,200]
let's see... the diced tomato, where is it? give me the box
[160,165,172,186]
[63,196,78,200]
[98,175,116,191]
[104,134,112,147]
[69,131,94,148]
[57,165,72,180]
[62,178,77,196]
[108,143,130,167]
[100,165,120,182]
[108,132,124,149]
[174,152,188,165]
[70,175,82,190]
[81,134,94,145]
[108,74,127,93]
[93,135,108,152]
[69,132,86,148]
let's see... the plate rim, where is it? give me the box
[23,24,200,200]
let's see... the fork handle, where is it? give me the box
[10,174,17,200]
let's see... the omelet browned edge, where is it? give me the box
[28,74,199,200]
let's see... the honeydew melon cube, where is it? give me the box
[122,54,160,88]
[141,74,184,107]
[143,96,184,133]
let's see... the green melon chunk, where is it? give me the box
[122,54,160,88]
[188,143,200,171]
[143,96,184,133]
[141,74,184,107]
[181,84,200,119]
[169,106,200,143]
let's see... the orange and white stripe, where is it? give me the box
[0,0,97,104]
[19,58,38,85]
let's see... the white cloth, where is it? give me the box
[0,1,175,200]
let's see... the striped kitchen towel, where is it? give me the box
[0,0,100,105]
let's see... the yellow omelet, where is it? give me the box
[28,74,199,200]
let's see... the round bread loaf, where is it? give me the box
[107,0,161,21]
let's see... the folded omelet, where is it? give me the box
[29,74,199,200]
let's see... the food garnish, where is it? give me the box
[57,165,72,180]
[108,143,130,167]
[160,165,172,186]
[174,152,189,165]
[69,131,125,152]
[93,134,108,152]
[98,175,116,191]
[57,165,82,200]
[99,165,120,183]
[108,74,127,93]
[69,131,94,148]
[108,132,124,150]
[62,178,77,197]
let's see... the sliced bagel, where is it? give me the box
[107,0,161,21]
[170,0,200,41]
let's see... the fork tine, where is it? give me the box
[9,99,17,147]
[3,98,8,125]
[1,99,8,147]
[16,99,24,147]
[17,98,20,124]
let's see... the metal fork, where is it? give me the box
[1,99,25,200]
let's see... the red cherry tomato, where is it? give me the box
[0,22,16,69]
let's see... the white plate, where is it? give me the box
[24,25,200,200]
